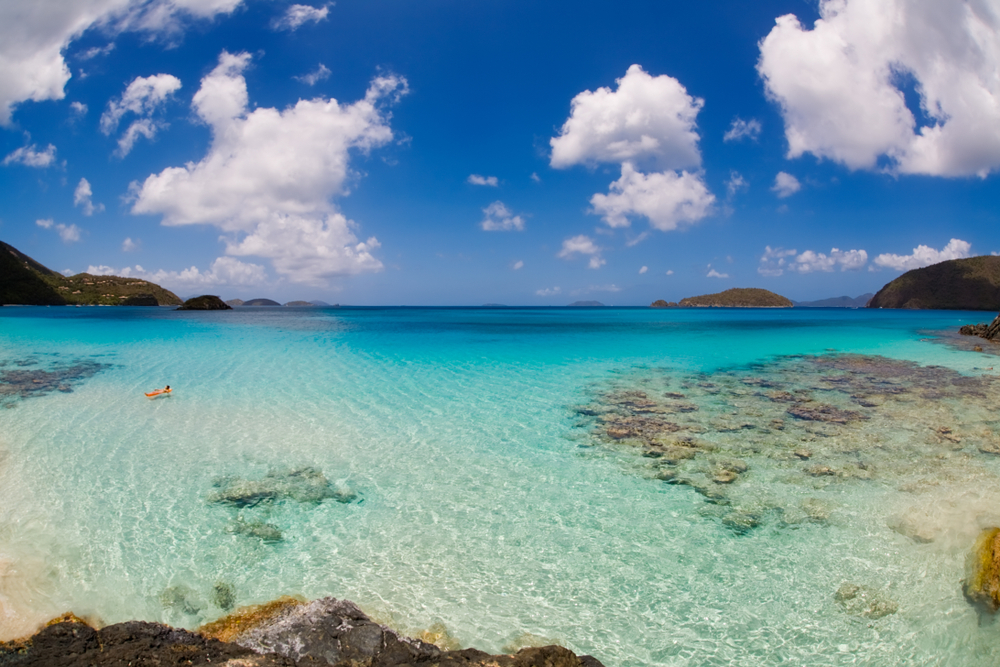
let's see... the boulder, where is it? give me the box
[177,295,233,310]
[962,527,1000,613]
[959,313,1000,341]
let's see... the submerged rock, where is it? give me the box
[228,516,283,542]
[212,582,237,611]
[962,527,1000,613]
[159,584,206,616]
[208,467,357,507]
[834,583,898,619]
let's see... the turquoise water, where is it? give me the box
[2,306,1000,665]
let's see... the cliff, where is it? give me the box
[678,288,793,308]
[867,256,1000,310]
[0,240,182,306]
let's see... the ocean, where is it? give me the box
[1,305,999,666]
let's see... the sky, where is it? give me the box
[2,0,1000,305]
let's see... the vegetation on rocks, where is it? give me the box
[1,240,182,306]
[678,288,793,308]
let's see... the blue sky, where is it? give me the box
[2,0,999,305]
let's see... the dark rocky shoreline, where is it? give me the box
[1,597,605,667]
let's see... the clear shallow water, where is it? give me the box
[1,306,1000,665]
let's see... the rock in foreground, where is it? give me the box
[963,527,1000,613]
[178,295,233,310]
[2,597,605,667]
[959,313,1000,341]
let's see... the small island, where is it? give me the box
[568,300,605,307]
[177,295,233,311]
[243,298,281,306]
[677,288,793,308]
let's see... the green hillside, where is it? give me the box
[1,240,182,306]
[678,288,793,308]
[867,256,1000,310]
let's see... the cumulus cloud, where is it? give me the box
[666,269,674,275]
[757,246,797,276]
[758,245,868,275]
[723,117,761,142]
[122,237,139,251]
[639,265,648,274]
[0,0,243,126]
[536,286,561,297]
[590,162,714,231]
[130,51,407,285]
[36,218,81,243]
[295,63,331,86]
[725,171,748,198]
[558,234,605,269]
[3,143,56,167]
[101,73,181,156]
[706,266,729,278]
[530,172,541,183]
[873,238,972,271]
[88,256,267,290]
[273,3,329,31]
[480,201,524,231]
[771,171,801,198]
[70,101,87,115]
[759,0,1000,177]
[468,174,498,187]
[550,64,703,170]
[512,260,524,270]
[73,178,104,215]
[551,65,714,234]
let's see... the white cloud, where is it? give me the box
[757,245,797,276]
[993,251,1000,256]
[77,43,115,60]
[73,178,104,215]
[550,64,703,171]
[70,101,88,115]
[468,174,499,187]
[758,245,867,275]
[130,51,407,285]
[536,286,561,297]
[771,171,801,198]
[666,269,674,275]
[707,266,729,279]
[295,63,331,86]
[480,201,525,231]
[639,265,648,274]
[590,162,714,231]
[558,234,605,269]
[551,65,715,235]
[0,0,242,126]
[273,3,330,31]
[725,171,748,198]
[723,117,761,142]
[759,0,1000,177]
[3,143,56,167]
[100,73,181,156]
[122,237,139,251]
[873,238,972,271]
[792,248,868,273]
[37,218,81,243]
[530,172,541,183]
[512,260,524,270]
[88,256,267,290]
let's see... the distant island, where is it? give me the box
[867,256,1000,310]
[793,294,874,308]
[669,288,793,308]
[1,241,181,306]
[243,298,281,306]
[568,300,605,307]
